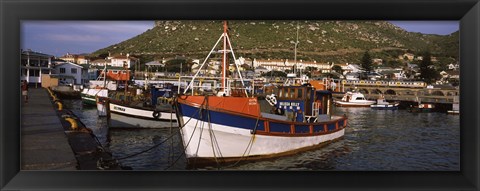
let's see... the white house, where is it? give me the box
[448,63,460,70]
[53,61,86,85]
[59,53,90,64]
[108,54,139,68]
[90,59,110,66]
[21,49,54,84]
[345,63,363,73]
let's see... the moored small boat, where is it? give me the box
[104,87,177,128]
[81,88,108,106]
[334,91,376,107]
[370,95,399,110]
[108,101,175,128]
[81,65,116,107]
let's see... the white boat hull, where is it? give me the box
[334,100,375,107]
[108,102,175,128]
[447,110,460,115]
[370,103,399,109]
[180,116,345,159]
[81,88,108,105]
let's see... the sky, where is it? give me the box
[21,20,459,57]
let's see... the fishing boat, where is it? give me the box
[81,65,115,106]
[370,95,399,110]
[175,21,347,165]
[334,91,376,107]
[104,86,177,128]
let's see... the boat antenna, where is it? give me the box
[285,22,300,86]
[294,22,299,76]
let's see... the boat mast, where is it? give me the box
[102,64,107,88]
[294,22,299,76]
[124,61,128,101]
[221,21,228,92]
[183,21,247,97]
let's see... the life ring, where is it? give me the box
[376,81,381,85]
[359,80,365,84]
[342,80,347,84]
[152,111,160,119]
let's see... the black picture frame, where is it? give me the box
[1,0,479,190]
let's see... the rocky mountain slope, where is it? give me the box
[92,20,458,64]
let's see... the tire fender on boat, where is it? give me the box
[152,111,161,119]
[266,94,277,106]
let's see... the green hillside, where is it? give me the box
[92,21,459,64]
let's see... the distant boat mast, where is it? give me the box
[287,22,300,79]
[294,22,299,76]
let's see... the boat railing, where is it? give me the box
[305,101,321,122]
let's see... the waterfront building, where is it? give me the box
[107,53,139,68]
[52,61,88,85]
[252,58,332,73]
[59,53,90,64]
[87,53,139,69]
[20,49,54,84]
[332,63,356,75]
[90,58,110,67]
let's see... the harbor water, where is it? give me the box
[63,99,460,171]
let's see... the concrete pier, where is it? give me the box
[21,88,124,170]
[21,88,77,170]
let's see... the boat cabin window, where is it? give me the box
[284,88,290,98]
[356,97,365,100]
[297,89,303,99]
[307,88,311,100]
[289,89,295,98]
[279,88,284,98]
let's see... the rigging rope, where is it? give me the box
[108,96,205,162]
[164,96,208,170]
[220,113,261,169]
